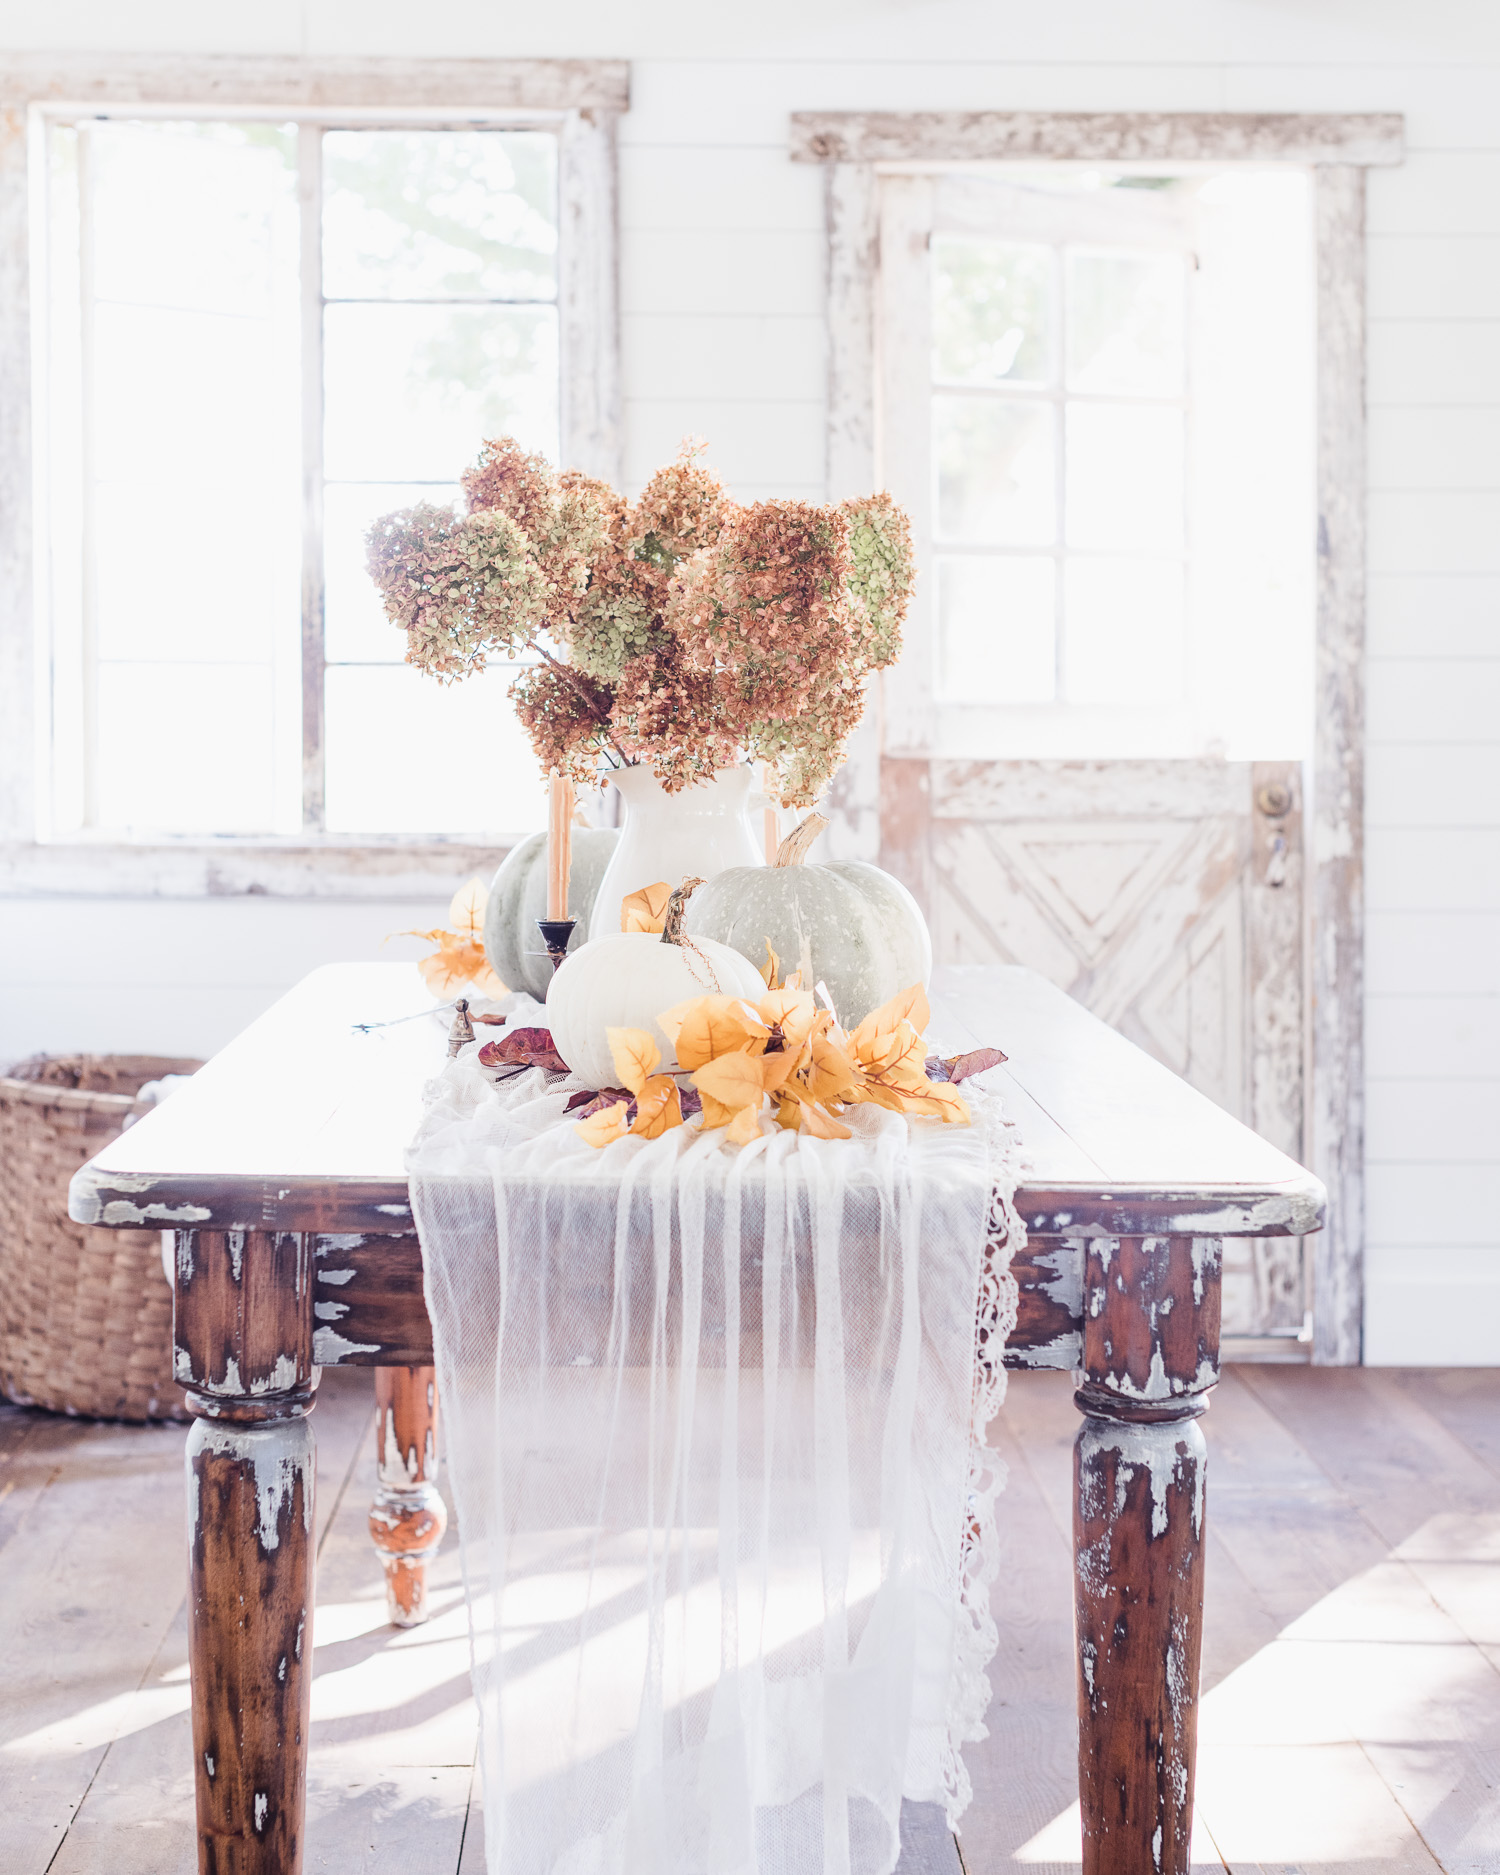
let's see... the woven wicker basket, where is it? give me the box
[0,1054,202,1422]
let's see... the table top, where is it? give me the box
[70,962,1325,1240]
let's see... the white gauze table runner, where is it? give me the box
[409,1033,1025,1875]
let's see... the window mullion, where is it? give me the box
[1054,243,1066,707]
[298,122,325,834]
[77,122,99,828]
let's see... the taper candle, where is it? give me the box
[547,771,575,920]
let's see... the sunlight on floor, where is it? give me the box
[1014,1511,1500,1868]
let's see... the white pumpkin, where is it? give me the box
[682,815,930,1028]
[483,827,619,1001]
[546,929,766,1089]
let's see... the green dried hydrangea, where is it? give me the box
[841,492,915,671]
[365,503,546,681]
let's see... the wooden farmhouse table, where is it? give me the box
[70,960,1324,1875]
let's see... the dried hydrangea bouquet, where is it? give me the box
[367,433,908,814]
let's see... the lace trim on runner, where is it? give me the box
[938,1105,1027,1828]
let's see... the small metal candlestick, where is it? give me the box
[536,917,578,973]
[447,997,475,1058]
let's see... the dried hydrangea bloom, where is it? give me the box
[369,432,916,809]
[366,503,546,681]
[628,449,737,572]
[462,437,554,539]
[610,646,738,791]
[509,660,614,784]
[750,679,867,808]
[841,491,914,670]
[669,500,859,722]
[563,497,670,683]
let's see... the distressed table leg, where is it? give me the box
[370,1364,447,1627]
[1072,1235,1222,1875]
[175,1229,317,1875]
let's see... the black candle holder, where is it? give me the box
[536,917,578,973]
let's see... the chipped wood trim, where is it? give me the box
[0,837,516,899]
[1310,166,1367,1365]
[0,52,629,114]
[559,107,623,484]
[0,102,32,848]
[791,110,1404,167]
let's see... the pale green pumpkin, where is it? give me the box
[682,815,930,1028]
[483,827,619,1000]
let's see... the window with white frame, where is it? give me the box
[878,167,1316,763]
[38,113,565,842]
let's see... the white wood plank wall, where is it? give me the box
[2,3,1497,1363]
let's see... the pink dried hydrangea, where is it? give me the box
[366,438,915,807]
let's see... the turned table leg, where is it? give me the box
[370,1364,447,1627]
[175,1229,317,1875]
[1072,1235,1222,1875]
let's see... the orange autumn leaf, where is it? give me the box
[803,1028,863,1105]
[904,1079,972,1125]
[794,1097,852,1140]
[858,1020,929,1086]
[760,937,782,990]
[630,1074,683,1139]
[852,984,931,1057]
[414,934,505,998]
[726,1102,765,1146]
[575,1100,630,1147]
[699,1087,747,1130]
[757,986,816,1052]
[447,878,489,939]
[693,1046,773,1114]
[757,1043,805,1094]
[620,881,673,934]
[607,1027,661,1096]
[663,996,768,1071]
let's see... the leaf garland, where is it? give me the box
[575,979,997,1148]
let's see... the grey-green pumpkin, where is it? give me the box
[483,827,620,1000]
[682,819,931,1028]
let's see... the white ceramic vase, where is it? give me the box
[588,764,765,942]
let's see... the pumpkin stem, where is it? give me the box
[660,876,705,946]
[773,813,828,869]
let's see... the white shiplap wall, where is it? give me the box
[1,2,1497,1363]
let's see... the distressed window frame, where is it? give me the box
[0,54,627,899]
[792,109,1405,1367]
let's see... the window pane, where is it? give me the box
[935,397,1055,546]
[90,120,298,314]
[938,556,1055,703]
[325,482,462,663]
[932,238,1052,386]
[95,481,297,663]
[324,664,549,836]
[324,302,558,482]
[96,664,278,832]
[1065,404,1184,553]
[1063,558,1185,704]
[1066,250,1187,396]
[69,120,301,836]
[323,130,556,301]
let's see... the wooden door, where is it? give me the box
[870,168,1315,1345]
[881,755,1307,1339]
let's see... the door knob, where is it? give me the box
[1256,782,1292,818]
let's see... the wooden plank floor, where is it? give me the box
[2,1365,1496,1873]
